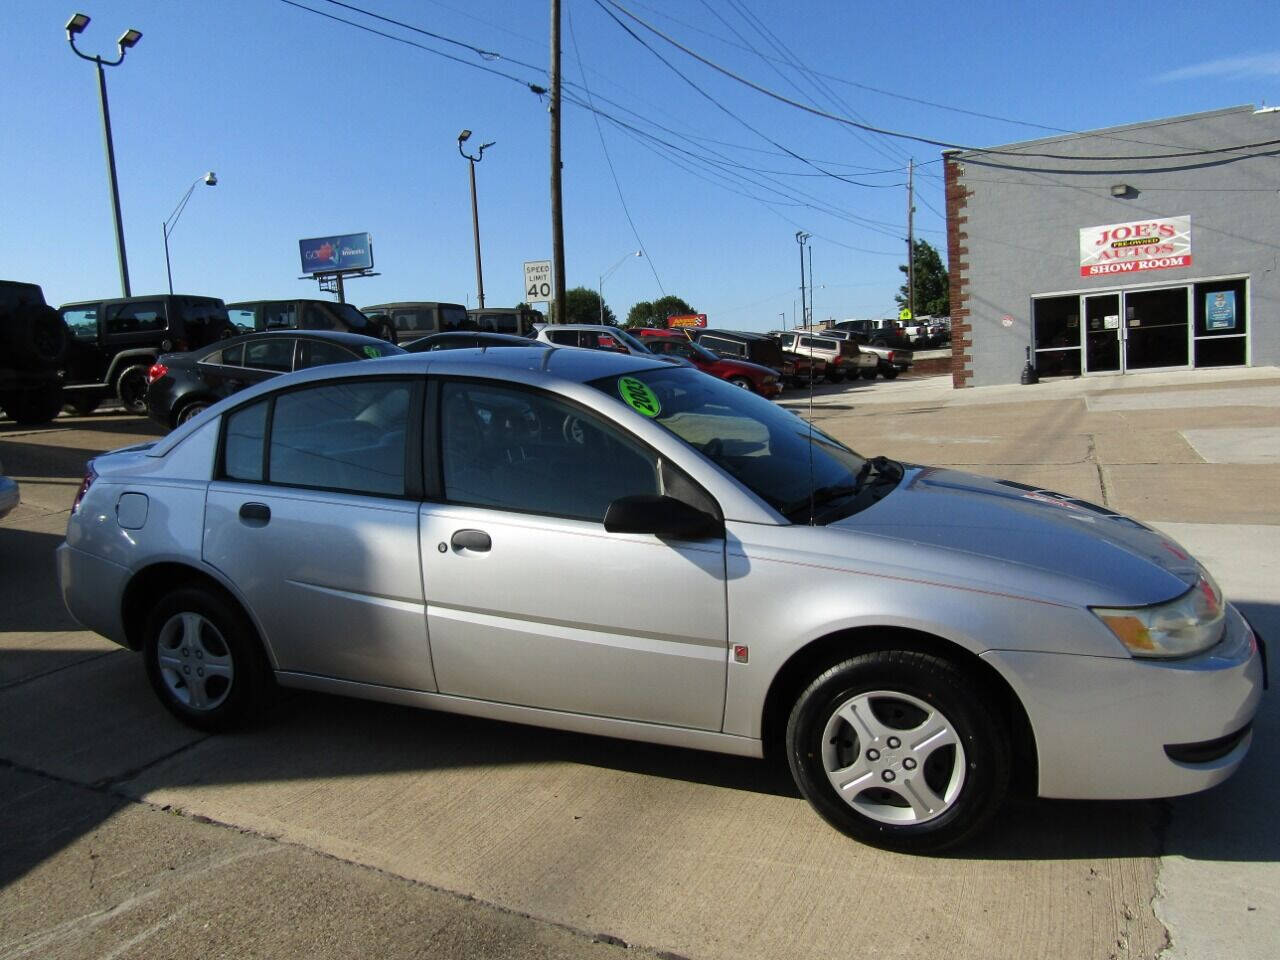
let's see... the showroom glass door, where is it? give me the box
[1083,294,1121,373]
[1123,287,1190,370]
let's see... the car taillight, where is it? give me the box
[72,461,97,514]
[885,351,895,362]
[147,362,168,384]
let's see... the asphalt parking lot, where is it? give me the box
[3,366,1278,960]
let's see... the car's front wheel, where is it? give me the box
[727,375,753,391]
[144,586,274,732]
[861,369,878,380]
[786,650,1010,852]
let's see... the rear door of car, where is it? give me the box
[203,377,434,690]
[418,377,729,730]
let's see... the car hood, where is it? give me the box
[830,466,1199,606]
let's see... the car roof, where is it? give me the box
[695,329,771,342]
[362,301,466,310]
[403,332,544,351]
[149,345,669,457]
[226,299,356,308]
[171,328,399,357]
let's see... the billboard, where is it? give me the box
[299,232,373,274]
[667,313,707,328]
[1079,216,1190,278]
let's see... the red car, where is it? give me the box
[638,334,782,398]
[629,326,689,339]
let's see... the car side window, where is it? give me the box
[106,301,165,335]
[269,381,410,496]
[545,329,577,346]
[262,304,296,329]
[213,342,245,366]
[302,304,341,331]
[297,339,356,368]
[244,339,295,372]
[224,400,267,482]
[62,307,99,341]
[440,381,660,522]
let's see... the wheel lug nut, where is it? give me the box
[197,669,204,677]
[882,770,895,782]
[181,648,188,656]
[183,666,190,674]
[196,650,203,659]
[903,758,917,770]
[866,749,880,761]
[887,737,901,749]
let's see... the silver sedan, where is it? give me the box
[56,347,1265,851]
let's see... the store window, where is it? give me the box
[1193,278,1248,368]
[1032,296,1081,377]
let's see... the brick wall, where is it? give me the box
[944,153,971,388]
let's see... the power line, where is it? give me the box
[567,8,665,296]
[602,0,1280,162]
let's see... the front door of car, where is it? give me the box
[203,378,436,692]
[419,379,729,731]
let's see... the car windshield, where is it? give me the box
[589,366,887,523]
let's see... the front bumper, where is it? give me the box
[983,602,1264,800]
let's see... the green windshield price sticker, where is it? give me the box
[618,376,661,417]
[362,346,381,359]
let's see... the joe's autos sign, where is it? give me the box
[1079,216,1190,278]
[299,232,373,275]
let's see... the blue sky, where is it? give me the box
[4,0,1279,330]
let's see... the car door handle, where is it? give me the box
[239,502,271,525]
[450,529,491,552]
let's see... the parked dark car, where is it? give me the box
[362,302,469,341]
[145,330,404,429]
[1,280,69,425]
[228,299,395,344]
[404,332,546,352]
[466,306,544,337]
[684,329,796,381]
[58,295,236,415]
[637,334,781,398]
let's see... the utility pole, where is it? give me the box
[907,157,916,323]
[550,0,567,322]
[795,231,809,331]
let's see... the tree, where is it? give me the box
[895,239,949,317]
[552,286,615,325]
[624,295,695,328]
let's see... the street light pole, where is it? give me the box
[795,231,809,331]
[66,13,142,299]
[598,251,642,324]
[163,172,217,295]
[458,130,494,310]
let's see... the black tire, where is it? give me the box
[825,371,845,383]
[144,586,274,732]
[786,650,1011,853]
[66,396,100,416]
[174,399,212,428]
[882,368,900,380]
[115,364,151,414]
[727,375,753,391]
[3,382,64,425]
[860,369,878,381]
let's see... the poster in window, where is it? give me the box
[1205,291,1236,331]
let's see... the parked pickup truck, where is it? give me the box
[829,318,915,352]
[767,330,876,383]
[821,328,912,380]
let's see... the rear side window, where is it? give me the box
[440,305,469,331]
[297,339,356,368]
[269,381,410,496]
[107,301,166,334]
[262,303,297,330]
[244,339,295,372]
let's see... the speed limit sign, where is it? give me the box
[523,260,552,303]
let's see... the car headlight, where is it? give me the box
[1092,573,1225,658]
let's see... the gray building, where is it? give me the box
[944,105,1279,387]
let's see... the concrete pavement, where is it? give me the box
[3,367,1278,959]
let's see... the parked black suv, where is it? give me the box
[466,306,543,337]
[58,295,236,415]
[227,299,396,344]
[1,280,70,425]
[362,302,468,341]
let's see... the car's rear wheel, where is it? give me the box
[861,369,878,381]
[115,364,150,414]
[727,375,753,391]
[826,371,845,383]
[175,399,212,427]
[144,586,274,732]
[66,396,100,416]
[882,368,900,380]
[786,650,1010,852]
[2,383,64,425]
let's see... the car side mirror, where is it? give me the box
[603,494,723,540]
